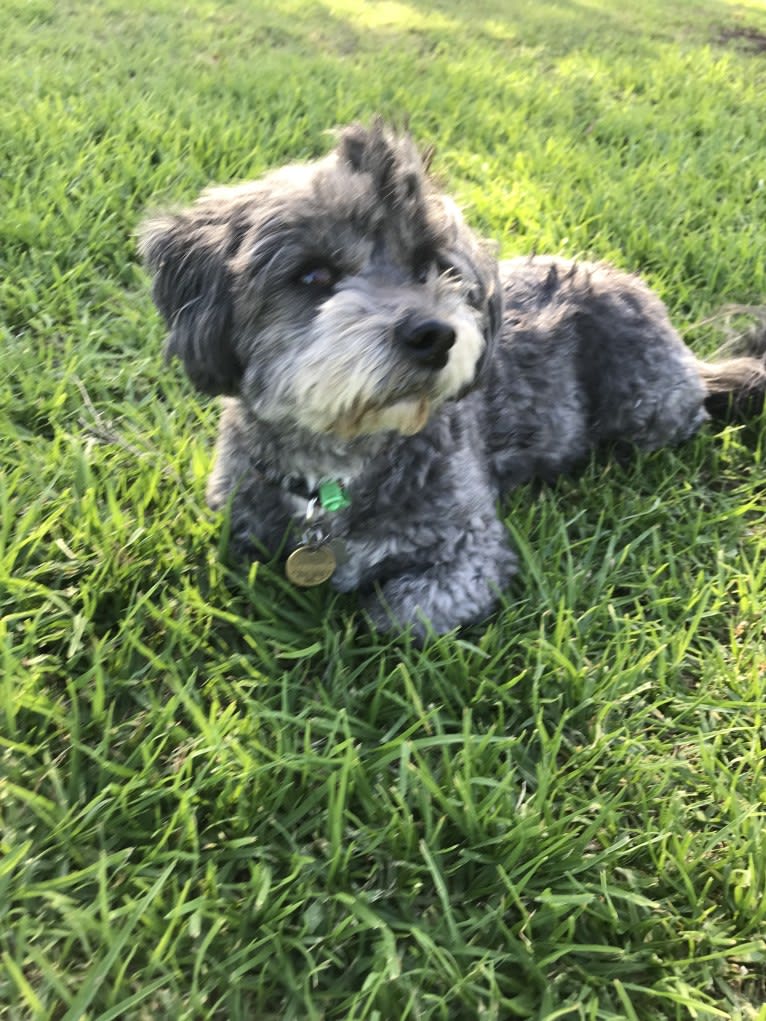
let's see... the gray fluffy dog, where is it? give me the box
[140,122,766,637]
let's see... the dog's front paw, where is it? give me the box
[360,583,441,642]
[359,547,516,633]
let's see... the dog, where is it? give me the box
[139,121,766,637]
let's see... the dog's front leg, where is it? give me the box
[360,514,517,638]
[204,404,298,562]
[226,484,296,563]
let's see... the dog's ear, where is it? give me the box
[139,213,243,396]
[471,257,504,384]
[484,268,503,347]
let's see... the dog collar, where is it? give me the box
[316,479,351,512]
[251,461,350,585]
[284,480,350,587]
[254,459,350,512]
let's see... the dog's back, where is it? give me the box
[482,256,765,495]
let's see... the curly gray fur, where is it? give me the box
[140,121,766,637]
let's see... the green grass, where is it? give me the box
[2,0,766,1017]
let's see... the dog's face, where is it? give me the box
[140,123,502,438]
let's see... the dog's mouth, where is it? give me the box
[324,346,480,439]
[329,394,432,439]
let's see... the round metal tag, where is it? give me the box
[285,545,337,587]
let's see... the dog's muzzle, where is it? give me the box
[395,315,456,370]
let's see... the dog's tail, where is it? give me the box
[695,306,766,419]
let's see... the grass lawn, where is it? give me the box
[2,0,766,1017]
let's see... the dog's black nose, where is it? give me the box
[396,317,456,369]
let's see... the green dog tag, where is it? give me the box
[319,480,351,512]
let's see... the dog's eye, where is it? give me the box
[436,259,460,283]
[412,245,438,284]
[298,265,338,289]
[467,285,482,307]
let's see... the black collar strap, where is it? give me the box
[254,460,350,512]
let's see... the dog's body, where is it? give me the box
[141,123,766,636]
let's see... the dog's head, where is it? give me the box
[139,121,502,438]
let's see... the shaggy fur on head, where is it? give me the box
[140,121,766,638]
